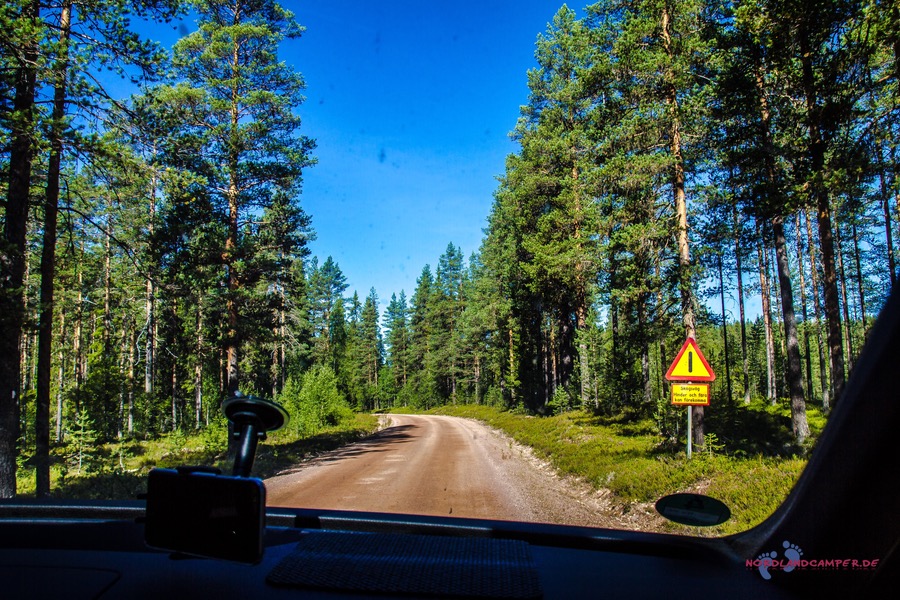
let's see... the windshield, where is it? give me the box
[0,0,894,539]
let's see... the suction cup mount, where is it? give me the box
[223,392,289,477]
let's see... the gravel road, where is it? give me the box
[264,414,664,530]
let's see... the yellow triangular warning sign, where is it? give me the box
[665,338,715,382]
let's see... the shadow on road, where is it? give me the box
[309,425,416,465]
[258,424,417,478]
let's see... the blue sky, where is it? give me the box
[278,1,575,305]
[126,0,577,311]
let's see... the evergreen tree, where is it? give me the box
[408,266,437,406]
[163,0,315,395]
[715,0,812,440]
[359,289,383,408]
[384,291,411,392]
[429,243,465,402]
[0,0,40,498]
[307,256,349,367]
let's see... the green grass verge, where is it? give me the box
[393,404,815,536]
[16,413,380,500]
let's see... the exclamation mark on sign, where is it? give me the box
[688,352,693,373]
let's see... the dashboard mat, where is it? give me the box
[267,530,543,598]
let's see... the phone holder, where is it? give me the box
[223,392,289,477]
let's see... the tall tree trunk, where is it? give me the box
[271,273,283,399]
[638,299,652,406]
[835,226,854,373]
[796,212,814,402]
[770,246,785,358]
[772,217,810,442]
[800,20,845,403]
[35,0,72,497]
[195,302,204,429]
[507,327,516,406]
[877,141,896,286]
[656,263,668,409]
[127,328,135,436]
[102,202,114,437]
[662,3,701,447]
[117,317,129,441]
[225,185,240,397]
[758,226,777,404]
[851,222,868,340]
[145,165,157,397]
[0,0,40,498]
[544,319,552,403]
[55,308,66,443]
[577,304,590,407]
[610,283,620,404]
[571,163,590,408]
[172,363,178,432]
[74,246,85,392]
[21,259,33,397]
[474,353,481,404]
[658,339,667,409]
[806,209,831,409]
[735,210,751,403]
[717,254,733,406]
[103,205,113,379]
[225,38,242,397]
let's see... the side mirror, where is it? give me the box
[655,493,731,526]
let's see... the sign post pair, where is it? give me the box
[665,338,715,459]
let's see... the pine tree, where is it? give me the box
[408,266,437,407]
[307,256,348,367]
[164,0,315,395]
[384,292,411,391]
[0,0,40,498]
[716,0,811,440]
[359,289,383,409]
[429,243,465,402]
[509,7,603,409]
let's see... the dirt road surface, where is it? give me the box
[265,414,663,529]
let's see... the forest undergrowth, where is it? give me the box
[15,396,824,537]
[15,413,380,500]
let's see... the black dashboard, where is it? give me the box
[1,503,790,599]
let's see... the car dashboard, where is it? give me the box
[1,501,791,599]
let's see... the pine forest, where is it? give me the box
[1,0,898,500]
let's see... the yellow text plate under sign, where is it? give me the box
[671,383,710,406]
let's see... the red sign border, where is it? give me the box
[665,338,716,382]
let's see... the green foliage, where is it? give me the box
[66,409,100,475]
[547,386,576,416]
[200,414,229,455]
[281,366,353,436]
